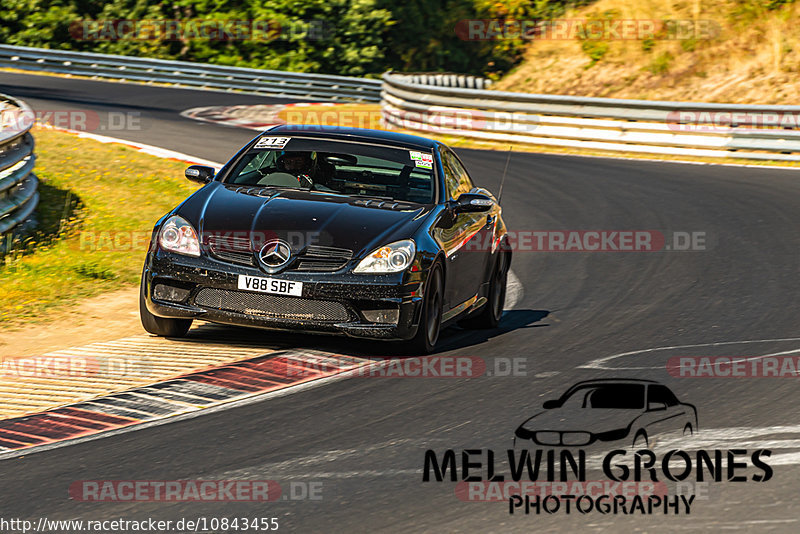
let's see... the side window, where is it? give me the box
[442,149,474,200]
[440,150,461,200]
[648,385,679,407]
[450,152,475,193]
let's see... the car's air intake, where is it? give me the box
[195,288,350,322]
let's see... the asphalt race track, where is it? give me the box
[2,71,800,532]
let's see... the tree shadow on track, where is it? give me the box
[179,309,549,359]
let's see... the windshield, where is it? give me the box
[560,384,645,409]
[224,136,436,204]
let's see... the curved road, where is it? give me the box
[2,71,800,532]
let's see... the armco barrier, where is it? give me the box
[0,44,382,103]
[3,44,799,161]
[0,94,38,237]
[381,72,800,162]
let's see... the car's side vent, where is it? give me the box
[223,185,275,197]
[353,199,417,211]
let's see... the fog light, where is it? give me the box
[153,284,190,303]
[362,309,400,324]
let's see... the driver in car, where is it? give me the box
[277,152,314,184]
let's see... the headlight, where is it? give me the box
[353,239,416,274]
[158,215,200,257]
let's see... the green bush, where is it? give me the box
[581,40,609,66]
[648,51,673,74]
[0,0,586,77]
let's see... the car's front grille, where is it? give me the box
[206,235,254,266]
[195,288,350,322]
[534,431,592,446]
[294,245,353,272]
[206,239,353,272]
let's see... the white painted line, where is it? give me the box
[580,337,800,370]
[764,452,800,466]
[504,143,800,172]
[39,124,223,169]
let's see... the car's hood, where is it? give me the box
[177,183,430,257]
[518,408,643,434]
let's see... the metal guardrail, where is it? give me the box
[390,72,493,90]
[382,72,800,162]
[0,94,38,237]
[0,44,382,103]
[3,44,799,161]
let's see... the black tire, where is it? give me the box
[139,279,192,337]
[460,251,508,329]
[406,263,443,354]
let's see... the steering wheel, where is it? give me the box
[298,174,314,188]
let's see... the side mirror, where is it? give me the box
[185,165,215,184]
[453,193,493,214]
[647,401,667,412]
[542,400,560,409]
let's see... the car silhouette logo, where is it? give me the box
[258,240,292,270]
[514,379,697,448]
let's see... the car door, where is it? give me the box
[444,149,494,302]
[644,384,687,438]
[431,148,482,311]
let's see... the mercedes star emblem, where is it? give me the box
[258,239,292,270]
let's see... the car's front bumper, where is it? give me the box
[142,249,426,340]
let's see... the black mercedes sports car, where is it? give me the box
[140,126,510,352]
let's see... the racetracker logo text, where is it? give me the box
[455,19,720,41]
[68,480,322,502]
[69,19,332,41]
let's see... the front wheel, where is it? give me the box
[406,263,443,354]
[139,278,192,337]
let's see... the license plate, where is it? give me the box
[238,275,303,296]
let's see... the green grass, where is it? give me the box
[0,128,199,324]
